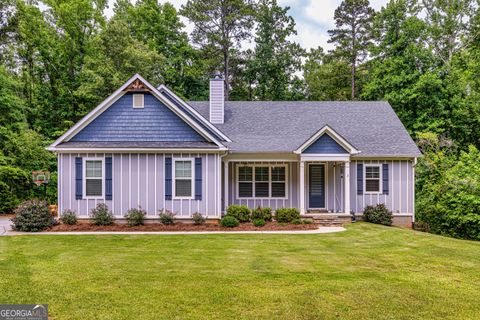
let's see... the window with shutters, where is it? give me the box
[84,159,103,198]
[132,94,144,108]
[174,159,194,198]
[364,165,382,193]
[237,165,287,199]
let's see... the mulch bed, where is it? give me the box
[48,221,318,232]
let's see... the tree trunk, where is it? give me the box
[223,49,230,101]
[351,60,356,100]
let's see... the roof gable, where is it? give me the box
[303,133,349,154]
[48,74,227,151]
[70,93,207,142]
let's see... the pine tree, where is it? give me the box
[328,0,375,99]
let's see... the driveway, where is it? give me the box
[0,215,13,235]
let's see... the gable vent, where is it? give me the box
[209,73,224,124]
[133,94,144,109]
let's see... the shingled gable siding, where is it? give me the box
[303,134,349,154]
[350,160,414,215]
[70,93,207,142]
[58,153,221,218]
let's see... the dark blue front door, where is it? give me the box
[309,164,325,208]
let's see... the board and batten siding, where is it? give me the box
[58,153,221,218]
[350,160,414,215]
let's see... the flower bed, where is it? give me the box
[48,221,318,232]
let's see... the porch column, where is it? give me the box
[300,161,305,214]
[344,161,351,214]
[224,160,229,212]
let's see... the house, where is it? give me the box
[48,74,421,227]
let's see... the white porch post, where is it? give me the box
[344,161,351,214]
[300,161,305,214]
[224,160,229,212]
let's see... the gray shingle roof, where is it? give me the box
[188,101,421,157]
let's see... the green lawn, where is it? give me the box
[0,223,479,319]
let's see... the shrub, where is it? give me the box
[90,203,114,226]
[275,208,300,223]
[226,205,251,222]
[60,210,77,225]
[159,209,175,225]
[125,207,146,226]
[192,212,205,225]
[251,206,272,221]
[363,204,393,226]
[253,218,266,227]
[302,219,313,225]
[220,215,239,228]
[291,218,302,225]
[11,199,56,232]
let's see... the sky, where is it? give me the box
[106,0,389,51]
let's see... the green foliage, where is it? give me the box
[11,199,56,232]
[226,205,251,222]
[251,206,273,221]
[252,218,266,227]
[363,204,393,226]
[90,203,114,226]
[192,212,205,225]
[159,209,176,225]
[220,215,240,228]
[0,165,31,213]
[125,207,146,226]
[275,208,300,223]
[60,210,78,225]
[416,139,480,240]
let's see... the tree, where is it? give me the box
[328,0,375,99]
[112,0,206,98]
[181,0,255,100]
[247,0,304,100]
[304,47,351,100]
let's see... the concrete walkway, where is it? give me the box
[4,226,346,236]
[0,216,12,235]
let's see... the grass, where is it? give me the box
[0,223,479,319]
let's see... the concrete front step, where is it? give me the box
[302,214,351,226]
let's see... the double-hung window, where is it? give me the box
[365,165,381,193]
[174,160,193,198]
[238,165,287,199]
[84,159,103,198]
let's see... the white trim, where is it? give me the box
[157,84,231,142]
[300,154,350,162]
[82,157,104,200]
[344,161,350,214]
[294,125,359,155]
[48,74,227,151]
[307,163,327,210]
[235,164,288,200]
[51,148,226,153]
[364,164,382,194]
[172,158,195,200]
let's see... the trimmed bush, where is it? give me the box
[251,206,272,221]
[125,207,146,226]
[275,208,300,223]
[159,209,175,225]
[60,210,77,225]
[220,215,239,228]
[291,218,302,225]
[11,199,56,232]
[192,212,205,225]
[226,205,251,222]
[363,204,393,226]
[302,219,313,225]
[253,218,266,227]
[90,203,114,226]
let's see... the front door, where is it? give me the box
[309,164,325,209]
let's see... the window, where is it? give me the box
[84,159,103,198]
[133,94,144,108]
[237,165,287,199]
[174,160,193,198]
[365,165,381,193]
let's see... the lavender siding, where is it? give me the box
[350,160,414,214]
[59,153,221,218]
